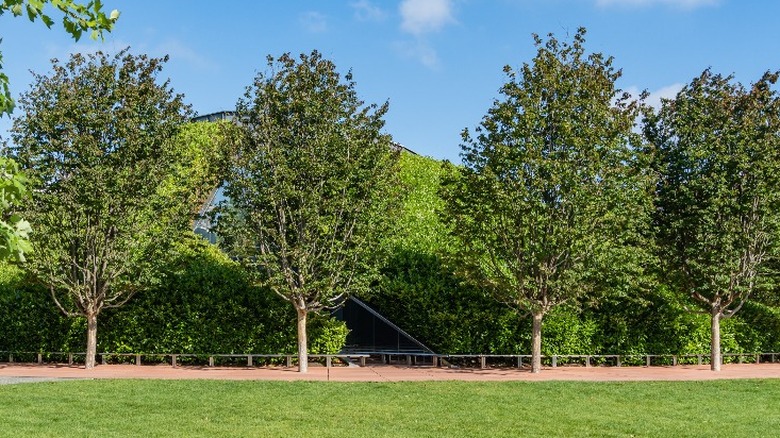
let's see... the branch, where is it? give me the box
[48,285,81,318]
[103,288,137,309]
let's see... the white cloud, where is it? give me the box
[646,83,684,109]
[352,0,386,21]
[300,11,328,33]
[625,83,684,110]
[394,40,440,69]
[396,0,456,69]
[400,0,455,36]
[596,0,718,9]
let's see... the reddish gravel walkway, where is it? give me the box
[1,362,779,382]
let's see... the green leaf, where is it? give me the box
[40,13,54,28]
[25,4,38,21]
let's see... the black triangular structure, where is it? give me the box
[335,296,435,354]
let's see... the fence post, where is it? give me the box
[326,356,332,368]
[756,354,760,365]
[616,355,622,367]
[672,355,678,366]
[171,355,177,368]
[585,356,591,367]
[480,355,486,369]
[407,355,412,366]
[102,354,106,365]
[37,353,42,365]
[552,356,557,368]
[360,356,367,367]
[286,355,292,368]
[646,355,651,367]
[8,353,12,363]
[68,353,73,366]
[517,356,523,368]
[208,356,214,367]
[697,355,702,366]
[432,356,438,368]
[247,355,253,367]
[136,354,142,366]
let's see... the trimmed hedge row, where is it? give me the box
[0,235,347,355]
[363,152,780,356]
[368,243,780,356]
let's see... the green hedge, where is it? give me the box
[371,250,523,354]
[370,254,780,355]
[364,152,780,356]
[0,234,347,355]
[0,264,83,352]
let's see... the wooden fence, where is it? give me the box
[1,351,778,369]
[0,351,369,368]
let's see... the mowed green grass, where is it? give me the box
[1,379,779,437]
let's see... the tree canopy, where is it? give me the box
[0,0,118,265]
[216,50,400,372]
[647,69,780,371]
[0,0,119,115]
[441,28,651,373]
[10,49,191,368]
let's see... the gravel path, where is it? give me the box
[0,362,779,382]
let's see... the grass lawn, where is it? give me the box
[1,379,778,437]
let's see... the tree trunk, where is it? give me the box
[531,310,543,374]
[710,308,722,372]
[297,308,308,373]
[85,312,98,369]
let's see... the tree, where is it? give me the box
[0,1,118,263]
[216,51,400,373]
[10,50,191,368]
[646,69,780,371]
[441,28,650,373]
[0,0,119,115]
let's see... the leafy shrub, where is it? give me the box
[0,263,84,352]
[308,316,350,355]
[0,233,348,355]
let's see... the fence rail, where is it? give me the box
[443,352,779,369]
[0,351,369,368]
[1,351,777,369]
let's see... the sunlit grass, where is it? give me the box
[1,379,778,437]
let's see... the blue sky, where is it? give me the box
[1,0,778,161]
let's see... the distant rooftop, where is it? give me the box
[192,111,235,123]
